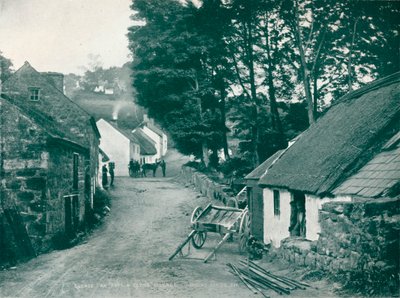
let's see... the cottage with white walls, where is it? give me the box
[132,129,158,164]
[251,73,400,248]
[141,114,168,159]
[96,119,140,176]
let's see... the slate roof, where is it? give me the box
[133,129,157,155]
[1,62,99,149]
[0,95,87,153]
[258,72,400,196]
[334,138,400,198]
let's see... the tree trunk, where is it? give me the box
[246,11,260,167]
[263,16,283,135]
[219,84,230,160]
[348,18,359,92]
[293,1,315,125]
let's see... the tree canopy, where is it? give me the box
[128,0,399,173]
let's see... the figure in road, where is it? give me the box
[109,161,115,186]
[160,159,166,177]
[102,164,108,189]
[128,159,135,177]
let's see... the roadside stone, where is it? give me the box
[6,179,22,190]
[26,177,46,190]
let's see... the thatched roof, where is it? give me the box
[259,72,400,196]
[132,129,157,155]
[245,150,285,180]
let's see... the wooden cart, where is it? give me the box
[169,204,250,263]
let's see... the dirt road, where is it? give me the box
[0,150,338,298]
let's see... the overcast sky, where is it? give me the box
[0,0,133,74]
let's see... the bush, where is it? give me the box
[93,187,110,213]
[337,263,399,296]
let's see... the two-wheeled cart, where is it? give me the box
[169,204,250,263]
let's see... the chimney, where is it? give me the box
[143,114,149,124]
[41,72,64,94]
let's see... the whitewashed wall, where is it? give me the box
[162,134,168,156]
[141,126,162,159]
[263,188,291,248]
[305,194,352,241]
[97,119,130,176]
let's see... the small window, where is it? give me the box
[273,190,280,216]
[28,87,40,101]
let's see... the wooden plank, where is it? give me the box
[204,232,232,263]
[169,230,196,261]
[211,205,242,212]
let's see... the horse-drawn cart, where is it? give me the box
[169,204,250,263]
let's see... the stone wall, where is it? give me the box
[277,198,400,275]
[180,166,235,205]
[0,98,89,265]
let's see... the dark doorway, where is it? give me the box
[65,196,72,237]
[65,194,79,238]
[289,191,306,237]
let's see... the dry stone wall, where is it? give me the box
[180,166,235,205]
[277,198,399,275]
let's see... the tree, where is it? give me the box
[0,51,13,83]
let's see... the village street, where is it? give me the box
[0,151,338,298]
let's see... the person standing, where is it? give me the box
[102,164,108,189]
[128,159,134,177]
[160,159,166,177]
[109,162,115,186]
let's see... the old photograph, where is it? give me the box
[0,0,399,297]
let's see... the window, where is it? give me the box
[28,87,40,101]
[273,190,280,216]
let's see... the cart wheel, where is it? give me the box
[238,209,250,253]
[191,206,203,225]
[192,231,207,249]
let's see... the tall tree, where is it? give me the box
[0,51,13,84]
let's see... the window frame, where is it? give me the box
[28,87,41,101]
[273,189,280,217]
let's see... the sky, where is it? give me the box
[0,0,133,74]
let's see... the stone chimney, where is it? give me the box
[143,114,154,125]
[41,72,64,93]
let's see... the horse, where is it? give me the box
[141,161,161,177]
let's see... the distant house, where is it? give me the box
[252,73,400,248]
[141,114,168,159]
[132,128,158,164]
[0,62,100,261]
[96,119,140,176]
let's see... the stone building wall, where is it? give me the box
[0,100,49,256]
[277,198,399,275]
[46,145,87,237]
[0,98,89,264]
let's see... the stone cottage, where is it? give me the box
[249,72,400,248]
[0,62,100,263]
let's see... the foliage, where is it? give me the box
[0,51,13,83]
[336,264,399,296]
[128,0,400,175]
